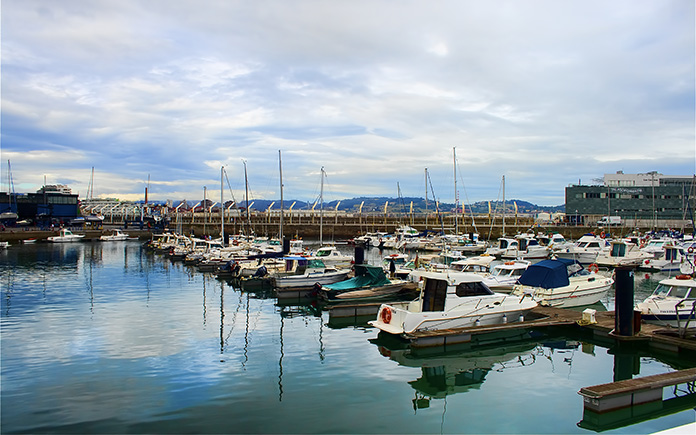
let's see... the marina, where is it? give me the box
[1,239,695,434]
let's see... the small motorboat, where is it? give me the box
[369,271,537,335]
[314,264,418,303]
[512,258,613,308]
[595,239,652,268]
[553,233,609,264]
[271,257,350,289]
[99,229,130,241]
[635,275,696,328]
[47,229,84,243]
[483,260,531,293]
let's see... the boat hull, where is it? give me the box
[370,295,537,335]
[515,281,612,308]
[272,270,351,289]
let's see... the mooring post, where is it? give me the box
[614,267,635,336]
[354,246,365,265]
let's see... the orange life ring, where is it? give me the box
[600,231,606,239]
[676,274,692,280]
[588,263,599,273]
[380,307,392,324]
[688,247,695,254]
[504,261,515,265]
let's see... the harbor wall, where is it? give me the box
[0,214,669,243]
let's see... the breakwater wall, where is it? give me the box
[0,214,651,243]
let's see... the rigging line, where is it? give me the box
[426,171,445,234]
[455,160,478,232]
[223,168,239,207]
[486,177,505,241]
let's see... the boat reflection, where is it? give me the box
[371,329,577,409]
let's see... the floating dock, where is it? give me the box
[578,367,696,413]
[327,302,696,354]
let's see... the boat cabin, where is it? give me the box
[421,274,494,312]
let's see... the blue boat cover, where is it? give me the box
[323,264,390,291]
[517,258,581,289]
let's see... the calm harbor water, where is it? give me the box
[1,241,695,434]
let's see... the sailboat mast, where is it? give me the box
[243,160,250,237]
[279,150,284,241]
[220,166,225,247]
[502,175,506,236]
[453,147,458,235]
[203,185,207,237]
[424,168,429,228]
[320,167,324,246]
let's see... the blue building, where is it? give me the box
[0,184,80,226]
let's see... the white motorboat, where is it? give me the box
[368,271,537,335]
[640,243,689,272]
[512,258,613,308]
[640,236,681,259]
[501,234,550,260]
[0,241,8,248]
[553,233,609,264]
[47,229,85,243]
[272,257,350,289]
[483,237,518,257]
[314,245,353,267]
[483,260,531,293]
[595,239,652,268]
[99,229,130,241]
[636,275,696,327]
[449,255,496,273]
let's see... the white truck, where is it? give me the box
[597,216,621,226]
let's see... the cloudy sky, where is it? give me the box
[2,0,694,207]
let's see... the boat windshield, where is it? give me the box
[610,243,626,257]
[491,268,509,277]
[455,281,494,297]
[653,284,691,299]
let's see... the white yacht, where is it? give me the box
[99,229,129,241]
[369,271,537,335]
[272,257,350,289]
[595,239,652,268]
[553,233,609,264]
[512,258,613,308]
[483,260,531,293]
[636,275,696,327]
[47,229,85,243]
[314,245,353,267]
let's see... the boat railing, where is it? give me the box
[675,299,696,338]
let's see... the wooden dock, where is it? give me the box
[578,367,696,413]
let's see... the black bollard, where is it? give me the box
[614,267,635,336]
[354,246,365,265]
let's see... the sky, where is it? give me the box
[1,0,694,207]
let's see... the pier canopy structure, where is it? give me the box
[80,198,149,224]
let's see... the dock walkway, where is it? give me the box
[579,368,696,413]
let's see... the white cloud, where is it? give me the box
[1,0,693,206]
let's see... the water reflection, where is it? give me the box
[372,330,544,409]
[371,325,696,432]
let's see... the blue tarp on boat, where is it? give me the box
[517,258,582,289]
[323,264,391,291]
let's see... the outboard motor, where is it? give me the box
[253,265,268,278]
[309,282,323,298]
